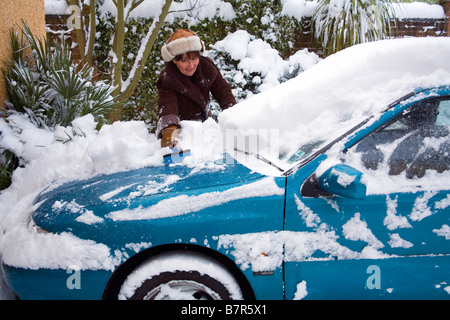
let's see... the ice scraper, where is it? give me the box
[163,148,191,165]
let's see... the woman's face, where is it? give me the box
[173,53,199,77]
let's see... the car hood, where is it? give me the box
[32,158,265,234]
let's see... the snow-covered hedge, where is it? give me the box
[44,0,447,129]
[46,0,314,130]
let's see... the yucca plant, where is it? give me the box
[2,21,121,128]
[0,22,122,190]
[313,0,400,56]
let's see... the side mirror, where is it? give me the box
[317,164,366,199]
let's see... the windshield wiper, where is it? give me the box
[233,148,285,173]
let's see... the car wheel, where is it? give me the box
[118,251,244,300]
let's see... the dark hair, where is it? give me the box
[174,51,200,61]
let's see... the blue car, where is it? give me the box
[2,83,449,300]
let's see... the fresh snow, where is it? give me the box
[342,213,384,250]
[391,2,447,19]
[383,195,412,231]
[219,37,450,165]
[293,280,308,300]
[107,177,284,221]
[211,30,321,93]
[2,35,450,299]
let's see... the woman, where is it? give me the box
[157,29,236,148]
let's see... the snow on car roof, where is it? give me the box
[218,37,450,173]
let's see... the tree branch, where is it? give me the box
[117,0,174,102]
[85,0,96,67]
[112,0,126,96]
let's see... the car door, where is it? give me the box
[284,96,450,299]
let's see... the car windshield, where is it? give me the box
[216,39,450,177]
[229,114,367,177]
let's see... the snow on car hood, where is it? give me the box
[219,37,450,166]
[32,159,264,228]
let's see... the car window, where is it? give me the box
[436,99,450,126]
[349,97,450,179]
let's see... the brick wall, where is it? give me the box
[442,0,450,34]
[46,14,81,60]
[46,10,449,60]
[393,18,447,37]
[294,2,450,54]
[291,17,447,55]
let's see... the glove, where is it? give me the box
[160,125,180,148]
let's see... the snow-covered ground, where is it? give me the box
[1,0,450,300]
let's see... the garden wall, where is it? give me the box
[46,13,449,59]
[288,17,448,55]
[0,1,47,108]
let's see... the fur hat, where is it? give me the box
[161,29,205,62]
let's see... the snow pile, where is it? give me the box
[293,281,308,300]
[217,228,388,273]
[0,115,165,274]
[0,114,165,181]
[211,30,321,93]
[219,37,450,159]
[383,196,412,231]
[281,0,317,20]
[342,213,384,251]
[165,0,236,23]
[391,2,446,19]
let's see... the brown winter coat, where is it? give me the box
[156,56,236,137]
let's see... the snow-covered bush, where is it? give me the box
[208,30,321,107]
[81,0,308,130]
[0,23,119,189]
[227,0,304,57]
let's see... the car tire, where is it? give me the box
[129,270,232,300]
[118,251,244,300]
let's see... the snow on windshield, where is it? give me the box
[219,37,450,174]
